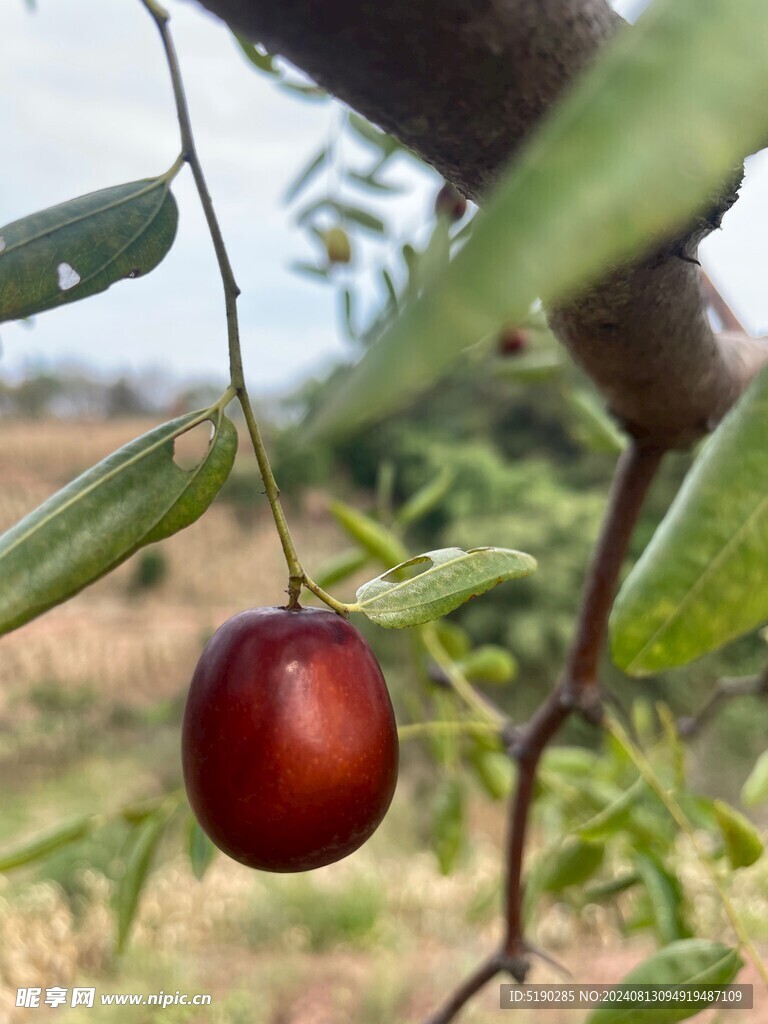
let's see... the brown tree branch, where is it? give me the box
[422,442,663,1023]
[677,664,768,739]
[195,0,768,447]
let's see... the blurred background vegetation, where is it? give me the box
[2,345,768,1021]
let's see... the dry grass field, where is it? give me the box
[0,419,766,1024]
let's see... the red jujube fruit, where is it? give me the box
[182,606,399,872]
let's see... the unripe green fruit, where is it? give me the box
[323,227,352,264]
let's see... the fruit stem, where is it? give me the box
[141,0,348,615]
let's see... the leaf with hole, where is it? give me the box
[352,547,536,628]
[584,940,742,1024]
[611,366,768,673]
[0,176,178,324]
[309,0,768,438]
[0,408,237,635]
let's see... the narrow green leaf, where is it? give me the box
[187,817,217,881]
[289,261,329,281]
[432,778,466,875]
[347,113,400,156]
[541,746,600,777]
[353,546,536,629]
[741,750,768,807]
[309,0,768,439]
[329,500,408,568]
[434,620,471,661]
[584,872,641,904]
[311,547,369,591]
[541,838,604,893]
[116,810,170,953]
[456,645,517,686]
[0,816,92,872]
[278,80,327,100]
[633,852,690,945]
[611,366,768,674]
[336,203,386,235]
[578,778,644,841]
[0,409,237,635]
[469,749,514,801]
[232,33,278,75]
[396,467,454,527]
[566,389,626,455]
[284,147,328,204]
[713,799,763,869]
[0,177,178,323]
[584,940,742,1024]
[347,170,402,194]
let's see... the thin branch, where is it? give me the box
[422,954,504,1024]
[677,664,768,738]
[424,441,664,1022]
[140,0,345,611]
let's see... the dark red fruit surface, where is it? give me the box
[182,606,399,872]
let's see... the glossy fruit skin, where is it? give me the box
[182,606,398,872]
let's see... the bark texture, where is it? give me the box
[195,0,767,446]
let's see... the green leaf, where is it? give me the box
[116,810,171,953]
[541,746,600,777]
[578,778,644,841]
[431,777,466,875]
[434,620,471,661]
[0,409,237,635]
[0,816,92,872]
[713,799,763,869]
[187,817,217,881]
[329,500,408,568]
[611,366,768,674]
[353,546,536,628]
[583,872,641,904]
[396,467,454,527]
[633,852,690,945]
[540,838,605,893]
[347,113,400,156]
[309,0,768,439]
[457,645,517,686]
[232,33,278,75]
[584,940,742,1024]
[284,147,328,204]
[469,749,514,801]
[566,389,626,455]
[311,548,370,591]
[0,176,178,324]
[347,170,403,194]
[741,750,768,807]
[289,261,329,282]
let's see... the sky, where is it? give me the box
[1,0,767,396]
